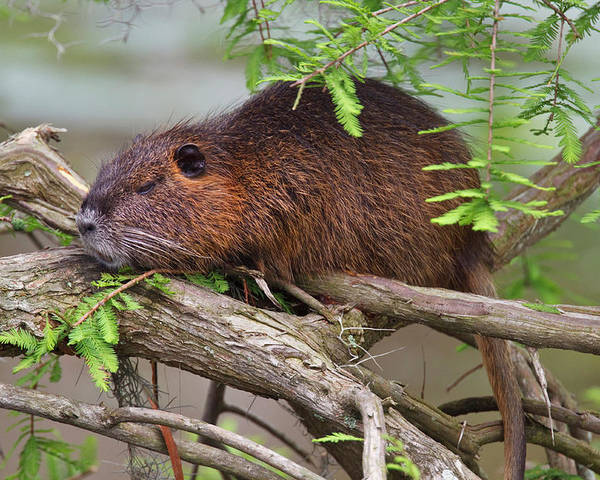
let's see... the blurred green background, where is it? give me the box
[0,1,598,478]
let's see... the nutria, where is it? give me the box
[76,79,525,479]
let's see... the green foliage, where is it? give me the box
[2,418,98,480]
[185,271,230,293]
[500,237,585,304]
[313,433,419,478]
[582,386,600,408]
[522,302,562,314]
[525,465,584,479]
[581,209,600,223]
[0,196,73,246]
[385,436,420,479]
[1,352,97,480]
[324,69,364,136]
[0,329,40,353]
[145,272,176,295]
[2,272,174,391]
[312,432,364,443]
[219,0,598,231]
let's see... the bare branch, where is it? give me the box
[223,404,316,466]
[439,396,600,435]
[352,389,387,480]
[108,406,327,480]
[191,382,229,480]
[0,382,284,480]
[300,273,600,355]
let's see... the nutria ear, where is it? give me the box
[175,144,206,178]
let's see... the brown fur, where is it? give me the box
[77,79,525,478]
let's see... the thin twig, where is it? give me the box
[463,0,476,49]
[371,0,421,17]
[420,344,426,400]
[271,278,335,322]
[446,363,483,392]
[151,360,159,407]
[291,0,452,87]
[73,268,170,327]
[485,0,501,188]
[376,46,392,77]
[259,0,272,58]
[251,0,268,58]
[528,347,555,445]
[540,0,581,39]
[548,17,565,123]
[27,232,44,250]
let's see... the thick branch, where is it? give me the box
[0,125,88,234]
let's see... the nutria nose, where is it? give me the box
[77,220,96,236]
[76,208,101,237]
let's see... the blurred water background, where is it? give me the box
[0,1,598,478]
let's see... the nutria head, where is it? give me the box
[76,124,246,271]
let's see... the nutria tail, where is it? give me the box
[476,335,526,479]
[466,264,526,480]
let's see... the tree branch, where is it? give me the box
[0,125,87,235]
[222,403,317,466]
[108,406,326,480]
[352,389,387,480]
[0,382,284,480]
[439,395,600,435]
[300,273,600,354]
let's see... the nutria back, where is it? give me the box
[77,79,490,290]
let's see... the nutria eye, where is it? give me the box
[136,181,155,195]
[175,144,206,178]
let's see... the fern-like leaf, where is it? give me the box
[325,69,364,137]
[313,432,364,443]
[0,329,39,352]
